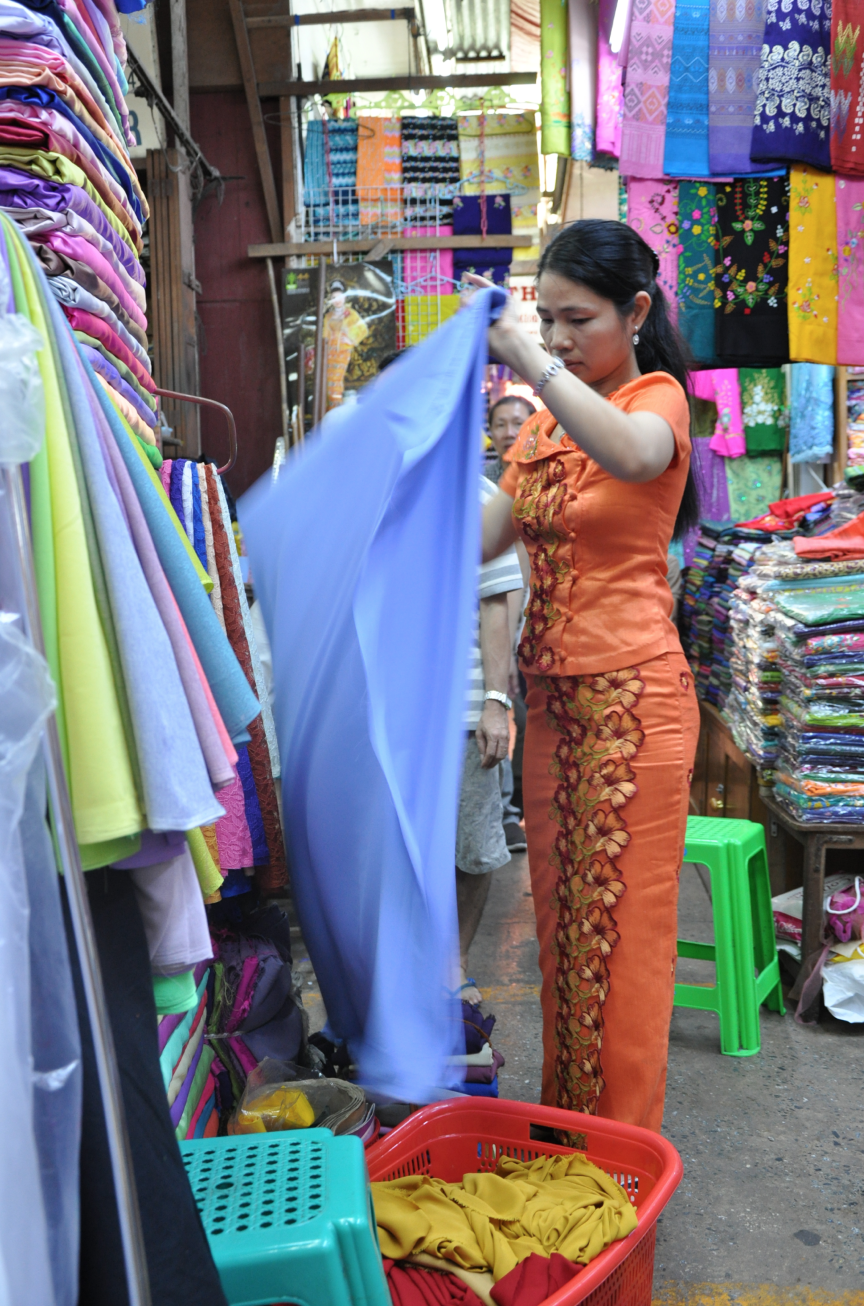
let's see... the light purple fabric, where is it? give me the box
[94,394,237,792]
[112,829,188,869]
[596,0,623,155]
[168,1026,205,1128]
[80,341,155,428]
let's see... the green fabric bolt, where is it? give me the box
[540,0,571,155]
[725,452,784,523]
[153,971,199,1015]
[740,367,787,453]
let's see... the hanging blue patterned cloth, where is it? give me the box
[239,288,505,1101]
[663,0,710,177]
[789,363,835,464]
[750,0,832,168]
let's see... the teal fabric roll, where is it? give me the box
[81,346,260,742]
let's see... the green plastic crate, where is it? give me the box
[180,1129,390,1306]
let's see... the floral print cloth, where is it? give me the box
[714,174,790,364]
[541,0,571,155]
[788,165,837,364]
[789,362,835,462]
[751,0,833,169]
[836,175,864,364]
[626,176,680,322]
[678,180,718,362]
[740,366,787,451]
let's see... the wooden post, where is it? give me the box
[147,148,201,456]
[229,0,282,245]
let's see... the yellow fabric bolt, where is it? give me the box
[789,167,838,364]
[10,222,144,847]
[186,827,224,899]
[371,1152,637,1282]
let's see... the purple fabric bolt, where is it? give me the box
[169,1029,205,1128]
[682,436,732,564]
[169,458,187,534]
[236,745,268,865]
[79,341,154,427]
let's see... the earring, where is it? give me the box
[633,332,640,346]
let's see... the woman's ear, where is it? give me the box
[632,290,652,331]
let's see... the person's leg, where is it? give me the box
[455,735,511,998]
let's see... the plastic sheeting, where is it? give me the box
[240,287,505,1101]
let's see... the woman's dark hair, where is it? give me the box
[488,393,537,426]
[538,219,699,540]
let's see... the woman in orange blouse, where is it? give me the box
[474,220,700,1133]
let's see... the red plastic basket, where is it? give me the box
[365,1097,682,1306]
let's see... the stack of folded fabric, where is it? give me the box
[446,1000,504,1097]
[707,538,762,710]
[846,369,864,472]
[0,0,158,456]
[725,580,782,776]
[746,548,864,823]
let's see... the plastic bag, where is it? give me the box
[0,310,45,465]
[822,957,864,1022]
[229,1058,367,1136]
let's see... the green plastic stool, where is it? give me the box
[180,1130,390,1306]
[676,816,785,1056]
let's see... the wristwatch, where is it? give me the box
[484,690,513,711]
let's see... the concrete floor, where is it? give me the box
[292,846,864,1303]
[467,850,864,1302]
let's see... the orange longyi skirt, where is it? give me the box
[522,650,700,1133]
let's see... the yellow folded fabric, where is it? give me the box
[371,1152,637,1283]
[186,827,224,898]
[7,218,143,846]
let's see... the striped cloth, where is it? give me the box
[465,476,524,728]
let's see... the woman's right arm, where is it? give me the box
[482,489,518,562]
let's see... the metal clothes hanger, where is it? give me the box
[154,389,239,475]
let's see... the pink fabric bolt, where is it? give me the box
[214,769,254,870]
[619,0,678,177]
[837,177,864,366]
[41,227,146,321]
[626,177,680,323]
[596,0,624,156]
[688,368,745,457]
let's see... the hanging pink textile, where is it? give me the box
[619,0,677,177]
[837,177,864,367]
[626,177,680,324]
[596,0,623,156]
[403,226,454,293]
[688,368,745,457]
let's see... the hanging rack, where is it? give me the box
[2,463,152,1306]
[154,389,239,475]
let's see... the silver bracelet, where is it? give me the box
[484,690,513,711]
[533,356,565,396]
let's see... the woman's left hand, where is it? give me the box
[462,273,533,373]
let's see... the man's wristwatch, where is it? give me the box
[484,690,513,711]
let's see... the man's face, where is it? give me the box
[489,401,532,458]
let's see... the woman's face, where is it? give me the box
[489,401,533,458]
[536,271,650,393]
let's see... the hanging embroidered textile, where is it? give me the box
[626,177,680,323]
[689,367,745,454]
[619,0,678,178]
[569,0,596,160]
[725,451,784,522]
[540,0,570,155]
[678,180,717,363]
[402,116,460,226]
[240,288,509,1101]
[596,0,624,156]
[751,0,832,169]
[836,175,864,364]
[830,0,864,175]
[663,0,710,176]
[356,116,401,226]
[789,363,835,463]
[452,193,512,285]
[304,120,358,235]
[691,433,732,521]
[788,166,837,365]
[458,114,540,262]
[707,0,766,174]
[739,366,787,452]
[714,174,790,365]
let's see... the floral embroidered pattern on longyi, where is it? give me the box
[514,451,568,673]
[543,668,645,1115]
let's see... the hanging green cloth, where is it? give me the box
[540,0,570,156]
[740,367,787,453]
[725,453,784,524]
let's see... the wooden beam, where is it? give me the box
[247,7,415,26]
[229,0,282,244]
[258,71,537,96]
[249,234,533,257]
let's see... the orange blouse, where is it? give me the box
[498,371,691,676]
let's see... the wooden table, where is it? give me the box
[758,789,864,1001]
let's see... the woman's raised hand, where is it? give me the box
[461,273,531,373]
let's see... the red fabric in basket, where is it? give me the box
[383,1260,485,1305]
[490,1253,581,1306]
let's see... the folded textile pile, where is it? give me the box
[680,526,761,705]
[847,369,864,470]
[161,458,285,894]
[0,0,156,448]
[725,586,782,774]
[382,1250,580,1306]
[446,1000,504,1097]
[156,959,219,1142]
[729,546,864,821]
[372,1151,637,1285]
